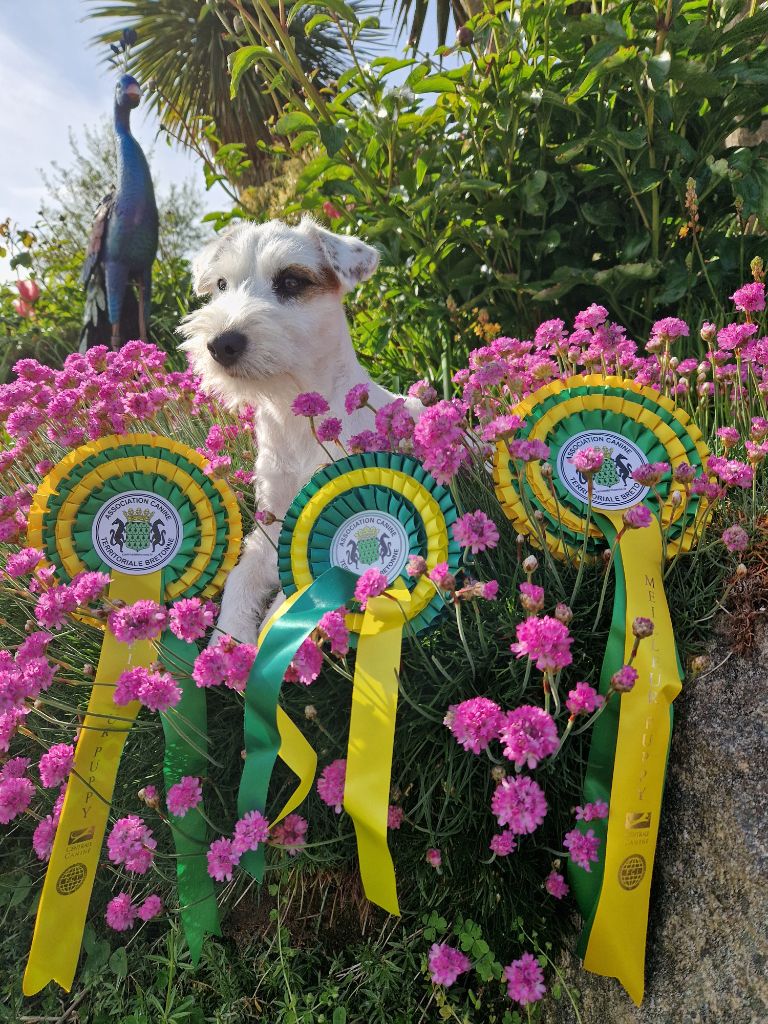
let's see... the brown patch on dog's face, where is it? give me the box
[272,263,341,302]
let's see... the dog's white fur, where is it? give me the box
[179,216,422,645]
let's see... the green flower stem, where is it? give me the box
[592,532,621,630]
[569,481,594,606]
[453,598,476,681]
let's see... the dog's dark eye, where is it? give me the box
[217,278,227,292]
[273,271,309,300]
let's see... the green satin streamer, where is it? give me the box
[159,630,222,964]
[237,566,359,879]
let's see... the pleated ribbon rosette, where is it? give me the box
[493,375,709,1005]
[23,433,241,996]
[237,452,460,915]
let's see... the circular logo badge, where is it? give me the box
[56,862,87,896]
[557,431,650,511]
[618,854,647,891]
[92,491,183,575]
[330,512,409,582]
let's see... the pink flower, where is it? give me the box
[138,894,163,921]
[0,775,34,823]
[322,201,342,220]
[412,400,468,483]
[0,756,30,781]
[519,582,544,615]
[38,743,74,788]
[113,666,181,712]
[354,568,388,609]
[71,571,111,604]
[428,943,471,987]
[452,510,499,553]
[408,380,438,406]
[564,827,601,871]
[631,462,670,486]
[316,417,343,443]
[575,800,609,822]
[192,635,258,691]
[722,525,749,553]
[428,562,456,592]
[481,415,525,442]
[510,616,573,671]
[344,383,369,413]
[0,707,28,752]
[499,706,559,770]
[611,665,638,692]
[107,815,156,873]
[508,439,550,463]
[291,392,330,417]
[716,427,740,450]
[426,848,442,868]
[166,776,203,817]
[444,697,504,755]
[504,952,546,1006]
[731,282,765,312]
[168,598,217,642]
[569,446,605,476]
[207,837,240,881]
[566,682,603,716]
[317,609,349,657]
[272,813,308,856]
[33,814,59,861]
[348,430,380,453]
[16,279,41,304]
[574,304,608,330]
[12,298,32,318]
[622,505,653,529]
[317,759,346,813]
[490,830,517,856]
[106,893,138,932]
[5,547,44,577]
[387,805,404,830]
[108,600,168,644]
[480,580,499,600]
[232,810,270,856]
[651,316,689,342]
[34,585,79,629]
[406,555,427,578]
[545,870,569,898]
[376,398,416,450]
[491,776,547,834]
[285,636,324,685]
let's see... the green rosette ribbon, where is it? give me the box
[493,375,709,1004]
[237,452,460,912]
[24,433,241,995]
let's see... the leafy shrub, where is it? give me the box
[228,0,768,386]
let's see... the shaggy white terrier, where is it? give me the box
[179,216,422,645]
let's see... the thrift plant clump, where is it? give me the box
[0,281,765,1016]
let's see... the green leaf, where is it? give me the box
[228,46,272,99]
[275,111,317,135]
[416,158,428,188]
[411,75,458,95]
[319,123,347,157]
[332,1010,347,1024]
[10,252,32,270]
[289,0,358,27]
[110,947,128,979]
[305,13,332,34]
[647,51,671,90]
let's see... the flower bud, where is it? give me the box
[456,25,474,46]
[632,616,654,638]
[304,704,318,720]
[689,654,710,676]
[736,563,747,577]
[611,665,638,692]
[522,555,538,574]
[669,490,682,507]
[491,765,506,782]
[554,603,573,624]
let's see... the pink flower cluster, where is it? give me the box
[105,892,163,932]
[192,635,258,692]
[510,616,573,671]
[107,815,157,874]
[0,632,55,714]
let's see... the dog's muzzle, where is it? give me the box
[207,330,247,368]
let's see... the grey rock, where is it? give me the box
[553,625,768,1023]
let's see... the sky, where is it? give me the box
[0,0,444,273]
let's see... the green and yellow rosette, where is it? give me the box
[237,452,460,914]
[493,375,709,1005]
[23,433,241,996]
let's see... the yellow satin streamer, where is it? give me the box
[23,571,162,996]
[582,516,682,1005]
[343,587,410,916]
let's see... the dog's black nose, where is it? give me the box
[207,331,247,367]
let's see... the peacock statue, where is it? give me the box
[80,47,159,351]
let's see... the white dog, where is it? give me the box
[179,216,422,645]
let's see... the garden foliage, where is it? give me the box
[227,0,768,386]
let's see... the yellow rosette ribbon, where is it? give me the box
[237,452,460,914]
[493,376,709,1004]
[23,433,241,996]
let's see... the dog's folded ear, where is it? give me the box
[299,216,379,293]
[190,227,240,296]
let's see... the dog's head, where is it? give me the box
[178,216,379,406]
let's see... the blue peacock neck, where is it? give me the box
[113,102,154,196]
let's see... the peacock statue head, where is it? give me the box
[115,73,141,111]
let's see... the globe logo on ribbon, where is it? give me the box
[617,854,647,891]
[330,512,409,582]
[92,490,183,575]
[557,430,650,511]
[55,862,87,897]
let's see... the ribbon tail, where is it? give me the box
[343,589,409,916]
[23,570,162,996]
[578,515,682,1005]
[272,707,317,827]
[237,566,358,880]
[158,631,221,965]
